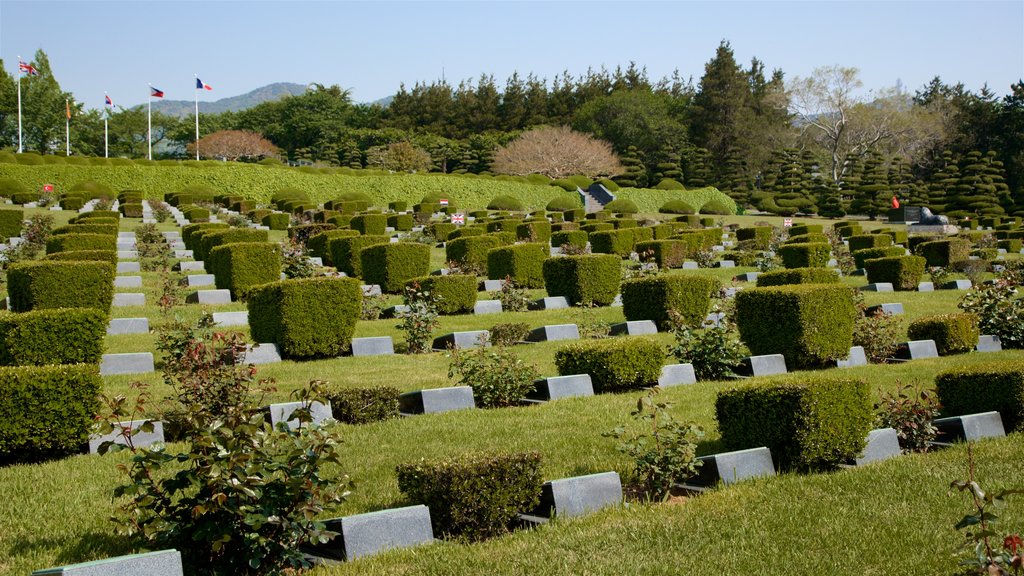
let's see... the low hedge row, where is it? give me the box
[361,243,431,293]
[324,386,400,425]
[935,361,1024,431]
[247,277,362,359]
[852,246,905,269]
[51,223,118,237]
[621,275,720,328]
[407,275,477,314]
[208,242,282,299]
[847,234,893,252]
[907,313,979,355]
[487,243,547,288]
[351,214,388,235]
[198,228,270,264]
[327,235,389,278]
[45,233,116,254]
[306,229,360,263]
[551,230,587,251]
[181,222,229,250]
[756,268,840,287]
[7,261,114,312]
[0,308,106,366]
[863,255,927,291]
[43,250,118,265]
[917,238,971,266]
[736,226,772,250]
[543,254,620,306]
[446,235,501,271]
[778,242,831,268]
[554,337,664,393]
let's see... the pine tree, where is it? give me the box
[849,151,890,219]
[955,151,1005,215]
[717,147,751,205]
[767,149,816,215]
[927,151,960,213]
[984,151,1014,214]
[340,140,362,169]
[613,146,646,188]
[888,156,916,210]
[653,145,682,182]
[681,147,713,188]
[816,177,846,217]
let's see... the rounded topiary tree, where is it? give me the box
[654,178,685,191]
[604,199,638,214]
[487,195,525,211]
[659,200,696,214]
[546,195,582,211]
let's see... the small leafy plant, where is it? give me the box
[959,281,1024,349]
[667,309,744,381]
[950,446,1023,575]
[447,341,539,408]
[281,237,317,279]
[874,381,941,453]
[570,301,611,339]
[489,322,531,346]
[853,292,902,363]
[492,276,531,312]
[398,282,439,354]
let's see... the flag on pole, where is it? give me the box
[105,94,113,107]
[18,61,38,76]
[150,86,164,98]
[196,78,212,91]
[66,100,71,120]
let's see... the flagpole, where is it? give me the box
[104,94,109,158]
[147,86,152,160]
[194,75,200,160]
[65,99,70,156]
[16,57,23,153]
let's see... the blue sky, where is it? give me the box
[1,0,1022,111]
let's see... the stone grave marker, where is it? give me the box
[942,279,972,290]
[174,261,205,272]
[658,363,696,387]
[112,293,145,307]
[525,374,594,402]
[529,296,569,311]
[351,336,395,356]
[113,276,143,288]
[399,386,476,414]
[522,472,622,523]
[855,427,902,465]
[361,285,382,297]
[30,549,183,576]
[116,262,141,274]
[381,304,410,319]
[212,311,248,327]
[186,274,216,287]
[865,303,904,316]
[186,289,232,304]
[715,260,735,268]
[895,340,938,360]
[242,343,282,365]
[107,317,149,335]
[473,300,502,314]
[173,250,193,259]
[917,281,934,292]
[836,346,868,368]
[268,401,333,430]
[302,505,434,562]
[609,320,657,336]
[976,335,1002,352]
[736,354,787,377]
[681,261,698,270]
[681,447,776,491]
[734,272,759,282]
[432,331,489,351]
[526,324,580,342]
[934,412,1006,444]
[117,250,139,260]
[861,283,894,292]
[100,353,155,376]
[481,279,503,292]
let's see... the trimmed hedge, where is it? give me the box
[430,222,457,241]
[407,275,477,314]
[0,364,102,464]
[621,275,720,328]
[784,233,829,245]
[736,226,772,250]
[119,202,144,218]
[848,234,893,252]
[852,246,905,269]
[209,242,282,298]
[589,229,636,257]
[387,213,414,232]
[874,228,909,245]
[778,242,831,268]
[715,375,872,471]
[327,234,390,278]
[917,238,972,267]
[289,223,336,244]
[756,268,841,287]
[182,222,229,250]
[324,386,400,425]
[351,213,388,235]
[182,206,210,222]
[935,361,1024,431]
[735,284,857,369]
[396,451,543,541]
[634,239,693,269]
[486,219,522,234]
[551,230,588,251]
[863,255,926,291]
[361,242,431,293]
[516,221,552,244]
[487,195,525,211]
[198,228,269,264]
[554,337,664,393]
[487,243,547,288]
[247,277,362,359]
[262,212,290,230]
[605,198,638,214]
[0,208,23,241]
[52,223,118,237]
[448,227,485,240]
[307,229,360,263]
[788,224,823,236]
[446,235,501,271]
[45,233,116,254]
[73,210,119,222]
[543,254,621,306]
[907,313,979,356]
[7,261,114,312]
[43,250,118,265]
[0,308,106,366]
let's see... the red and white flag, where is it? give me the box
[18,61,38,76]
[783,218,793,228]
[451,213,465,225]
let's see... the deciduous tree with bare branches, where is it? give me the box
[187,130,279,161]
[491,126,622,178]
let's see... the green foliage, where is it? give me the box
[777,242,831,268]
[515,220,552,244]
[0,208,24,241]
[543,254,621,306]
[847,234,893,253]
[959,282,1024,349]
[633,240,686,269]
[949,452,1024,575]
[263,212,290,230]
[306,229,359,262]
[408,275,477,315]
[181,222,228,250]
[616,187,736,215]
[864,255,927,291]
[209,242,282,299]
[446,235,501,274]
[605,199,639,214]
[361,242,431,293]
[668,310,746,380]
[0,364,101,464]
[486,219,522,234]
[0,178,29,200]
[43,249,117,264]
[388,213,414,231]
[736,226,772,250]
[853,299,902,364]
[735,284,857,369]
[852,246,906,269]
[654,178,685,190]
[875,382,941,453]
[396,451,543,542]
[700,199,733,215]
[351,213,388,235]
[554,337,664,393]
[488,322,532,346]
[589,229,636,257]
[323,386,400,425]
[0,308,106,366]
[917,238,972,267]
[621,275,720,329]
[551,230,588,251]
[52,223,117,237]
[397,282,441,354]
[936,361,1024,431]
[7,260,114,312]
[487,195,525,211]
[789,224,824,236]
[487,243,547,288]
[328,234,390,277]
[546,195,582,211]
[119,202,144,218]
[247,277,362,359]
[44,233,116,254]
[658,200,696,214]
[756,267,840,287]
[429,222,457,241]
[715,375,873,471]
[447,345,539,408]
[907,313,980,355]
[197,228,269,263]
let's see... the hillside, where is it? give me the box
[149,82,307,117]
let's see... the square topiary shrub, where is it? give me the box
[7,261,114,312]
[907,313,979,356]
[736,226,772,250]
[388,214,414,232]
[351,214,388,235]
[589,229,635,257]
[209,242,282,299]
[0,208,23,241]
[487,243,547,288]
[543,254,620,306]
[551,230,588,251]
[408,275,477,314]
[389,201,407,212]
[715,375,872,471]
[852,246,905,269]
[610,218,638,229]
[448,227,485,241]
[756,267,841,287]
[262,212,289,230]
[834,223,862,238]
[430,222,457,241]
[396,451,543,542]
[735,284,857,369]
[554,337,664,393]
[231,200,255,213]
[847,234,892,252]
[580,222,614,235]
[324,386,400,425]
[864,255,927,291]
[875,228,909,245]
[516,221,552,244]
[328,234,390,277]
[0,364,102,464]
[998,239,1023,253]
[0,308,106,366]
[788,224,823,237]
[621,275,720,329]
[182,222,229,250]
[61,196,84,210]
[182,206,210,222]
[634,239,690,269]
[917,238,972,267]
[307,229,360,263]
[52,223,118,237]
[198,228,270,264]
[314,210,339,223]
[247,277,362,359]
[45,233,116,254]
[446,236,501,273]
[119,202,144,218]
[289,223,337,244]
[778,242,831,268]
[783,233,829,245]
[43,250,118,265]
[631,227,654,243]
[74,210,120,222]
[935,361,1024,431]
[485,219,522,234]
[361,242,431,293]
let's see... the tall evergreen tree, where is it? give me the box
[500,72,528,131]
[0,59,18,148]
[689,41,751,169]
[953,151,1006,215]
[681,147,713,188]
[653,144,682,182]
[717,147,751,205]
[20,50,71,153]
[849,151,890,219]
[613,146,646,188]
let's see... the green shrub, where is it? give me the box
[396,451,543,541]
[935,361,1024,431]
[181,222,228,250]
[0,208,23,240]
[907,313,979,356]
[634,240,690,269]
[447,227,485,240]
[589,229,636,257]
[7,261,114,312]
[998,239,1023,253]
[323,386,400,425]
[736,226,772,250]
[407,275,477,314]
[487,243,547,288]
[610,218,638,230]
[778,242,831,268]
[486,219,522,234]
[446,235,501,273]
[621,275,720,329]
[852,246,905,269]
[52,223,118,237]
[448,345,539,408]
[73,210,120,222]
[45,233,116,254]
[756,268,841,287]
[59,196,83,210]
[119,202,144,218]
[563,208,586,222]
[306,229,359,263]
[874,228,909,245]
[247,277,362,359]
[784,233,829,245]
[654,178,685,190]
[605,198,639,214]
[715,375,872,471]
[209,242,282,298]
[546,195,581,211]
[551,230,587,251]
[0,178,28,200]
[351,213,388,235]
[659,200,696,214]
[231,200,256,213]
[735,284,857,369]
[516,221,552,244]
[581,222,614,235]
[429,222,457,241]
[182,206,210,222]
[487,195,525,211]
[788,224,824,236]
[361,243,431,293]
[289,223,336,244]
[864,255,927,291]
[917,238,972,267]
[554,337,664,393]
[543,254,621,306]
[198,229,269,263]
[262,212,290,230]
[848,234,893,252]
[0,364,102,464]
[834,223,863,238]
[387,213,414,231]
[489,322,532,346]
[388,201,408,212]
[700,199,733,215]
[43,250,118,265]
[0,308,106,366]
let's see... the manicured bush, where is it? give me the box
[654,178,685,190]
[736,226,772,250]
[848,234,893,253]
[361,243,431,293]
[554,337,664,393]
[834,223,863,238]
[387,213,414,231]
[396,451,543,541]
[700,199,733,215]
[715,375,872,471]
[43,250,118,265]
[589,229,636,257]
[182,206,210,222]
[863,255,927,291]
[546,195,581,211]
[198,229,269,263]
[0,208,23,241]
[429,222,457,241]
[874,228,909,245]
[407,275,477,314]
[778,242,831,268]
[917,238,972,267]
[487,243,547,288]
[288,223,336,244]
[516,221,552,244]
[633,240,688,269]
[487,195,525,211]
[181,223,227,250]
[605,198,638,214]
[119,202,144,218]
[324,386,400,425]
[388,201,408,212]
[756,268,841,287]
[73,210,120,223]
[247,277,362,359]
[735,284,857,369]
[45,233,116,254]
[580,222,614,235]
[852,246,905,269]
[659,200,696,214]
[935,361,1024,431]
[7,261,114,312]
[0,364,102,464]
[788,224,823,237]
[351,213,388,235]
[610,218,638,230]
[52,223,118,237]
[446,235,501,272]
[0,308,106,366]
[448,227,485,240]
[551,230,588,251]
[563,208,586,222]
[262,212,289,230]
[486,219,522,234]
[998,239,1023,253]
[784,233,829,245]
[621,275,720,329]
[907,313,979,356]
[543,254,621,306]
[61,196,84,210]
[209,242,282,299]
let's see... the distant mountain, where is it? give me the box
[150,82,307,117]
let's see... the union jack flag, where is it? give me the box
[18,61,38,76]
